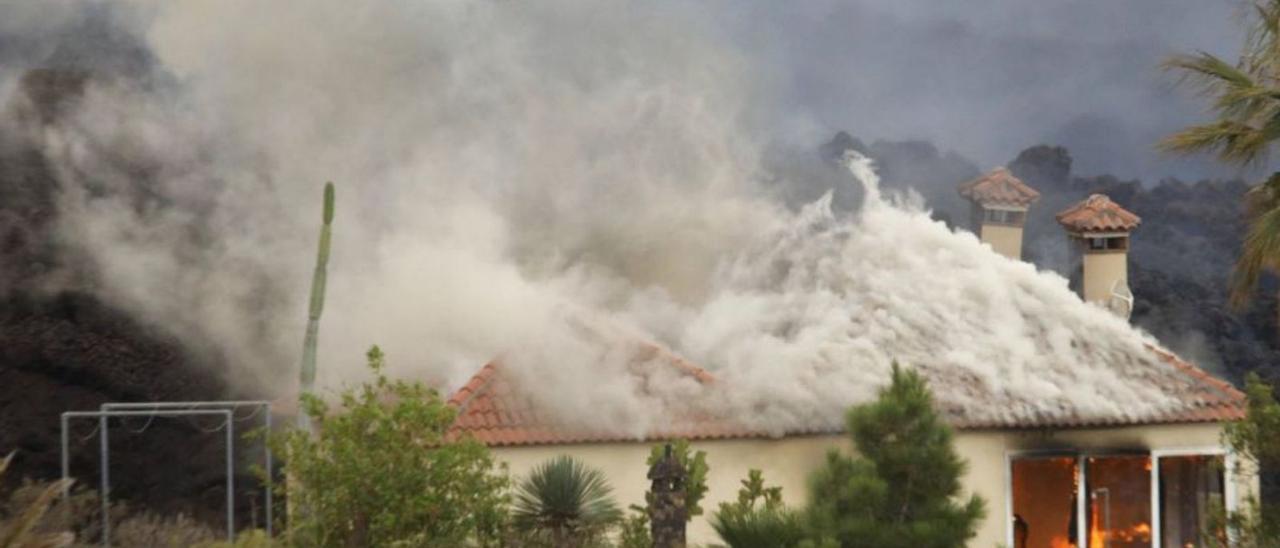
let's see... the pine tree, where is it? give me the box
[804,363,985,548]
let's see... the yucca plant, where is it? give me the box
[0,452,74,548]
[512,455,620,547]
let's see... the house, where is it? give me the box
[449,168,1252,547]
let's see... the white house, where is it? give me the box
[448,169,1252,547]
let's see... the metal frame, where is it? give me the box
[1149,446,1233,548]
[61,409,234,547]
[100,401,274,537]
[1003,449,1080,548]
[1005,446,1231,548]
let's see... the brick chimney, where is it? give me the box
[958,167,1040,260]
[1056,194,1141,306]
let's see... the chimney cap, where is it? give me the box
[958,167,1040,207]
[1056,193,1141,233]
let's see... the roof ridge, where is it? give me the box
[1145,344,1247,403]
[447,361,500,413]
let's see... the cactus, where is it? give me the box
[298,183,334,428]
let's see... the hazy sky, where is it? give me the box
[724,0,1250,181]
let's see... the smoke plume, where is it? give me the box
[6,0,1199,433]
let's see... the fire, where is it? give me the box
[1087,517,1152,547]
[1049,536,1076,548]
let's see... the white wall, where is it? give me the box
[493,422,1243,546]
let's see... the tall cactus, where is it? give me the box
[298,182,334,428]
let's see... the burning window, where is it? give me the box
[1012,456,1079,548]
[1086,455,1152,548]
[1159,455,1225,548]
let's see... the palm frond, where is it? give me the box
[1231,195,1280,307]
[1164,52,1256,91]
[1158,120,1273,164]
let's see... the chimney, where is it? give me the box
[1056,194,1141,306]
[957,167,1040,260]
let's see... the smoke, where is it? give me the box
[724,0,1252,182]
[8,0,1197,433]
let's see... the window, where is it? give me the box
[1009,451,1228,548]
[984,208,1024,225]
[1158,455,1226,547]
[1085,456,1152,548]
[1087,237,1128,251]
[1011,457,1079,548]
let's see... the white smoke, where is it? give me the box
[16,0,1188,433]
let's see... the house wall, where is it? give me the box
[980,223,1024,260]
[492,422,1250,547]
[1081,250,1127,304]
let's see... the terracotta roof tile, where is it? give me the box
[958,167,1041,207]
[1056,194,1141,233]
[448,343,1246,447]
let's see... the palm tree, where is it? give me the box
[512,455,621,547]
[1163,1,1280,330]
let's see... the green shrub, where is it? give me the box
[275,346,509,547]
[804,363,985,548]
[711,469,804,548]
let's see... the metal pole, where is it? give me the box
[59,414,70,525]
[99,414,109,548]
[100,400,274,538]
[227,416,235,542]
[62,410,237,547]
[264,409,273,537]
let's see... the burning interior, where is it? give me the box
[1011,452,1226,548]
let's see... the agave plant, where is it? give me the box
[512,455,621,547]
[0,452,74,548]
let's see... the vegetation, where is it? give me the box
[0,453,73,548]
[710,469,804,548]
[512,455,620,547]
[298,182,335,429]
[1205,373,1280,547]
[617,439,710,547]
[1162,0,1280,316]
[644,439,709,521]
[615,508,650,548]
[804,363,985,548]
[275,346,509,547]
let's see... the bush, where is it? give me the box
[1206,372,1280,547]
[710,469,804,548]
[0,452,74,548]
[804,363,985,548]
[113,512,218,547]
[275,346,509,547]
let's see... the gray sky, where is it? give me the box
[724,0,1250,181]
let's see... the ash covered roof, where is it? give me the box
[447,343,1244,447]
[957,167,1041,208]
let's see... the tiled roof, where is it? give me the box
[957,167,1041,207]
[447,344,1245,447]
[446,346,769,446]
[1056,194,1141,233]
